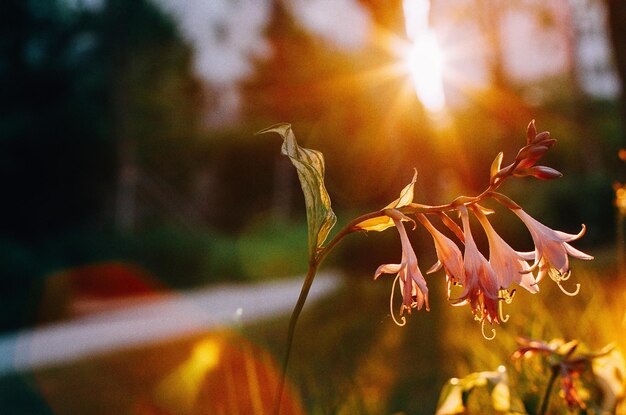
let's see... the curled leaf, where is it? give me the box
[356,169,417,232]
[257,124,336,259]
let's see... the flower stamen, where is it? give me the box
[548,269,581,296]
[390,274,407,326]
[557,282,581,297]
[498,299,510,323]
[481,319,496,340]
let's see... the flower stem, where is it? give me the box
[274,161,519,414]
[538,366,559,415]
[274,262,319,415]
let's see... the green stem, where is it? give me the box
[274,165,516,414]
[274,262,319,415]
[538,366,559,415]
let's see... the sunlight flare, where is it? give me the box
[402,0,446,113]
[155,338,221,413]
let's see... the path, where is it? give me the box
[0,272,341,375]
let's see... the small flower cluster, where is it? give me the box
[512,338,625,412]
[436,338,625,414]
[356,121,593,333]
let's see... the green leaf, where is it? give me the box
[435,380,465,415]
[591,348,626,412]
[436,367,528,415]
[257,124,337,260]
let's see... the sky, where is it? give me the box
[151,0,372,124]
[63,0,619,119]
[63,0,372,87]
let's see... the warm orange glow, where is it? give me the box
[616,184,626,215]
[156,338,221,413]
[403,0,446,114]
[404,33,446,113]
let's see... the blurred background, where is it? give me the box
[1,0,625,414]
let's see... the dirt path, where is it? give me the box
[0,273,341,375]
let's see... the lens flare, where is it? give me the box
[403,0,446,114]
[405,33,445,113]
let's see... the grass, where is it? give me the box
[0,255,623,414]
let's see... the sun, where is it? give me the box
[320,1,449,119]
[402,0,446,114]
[404,32,446,113]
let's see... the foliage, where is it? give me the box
[435,338,625,414]
[257,124,336,261]
[436,366,526,414]
[265,120,602,413]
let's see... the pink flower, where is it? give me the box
[512,338,593,411]
[471,206,538,294]
[415,213,465,298]
[375,210,429,324]
[513,209,593,293]
[455,206,500,324]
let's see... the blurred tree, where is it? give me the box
[92,0,203,232]
[0,0,203,240]
[0,0,112,242]
[243,0,438,216]
[0,0,203,330]
[606,0,626,145]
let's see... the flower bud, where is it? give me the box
[532,130,551,144]
[528,166,562,180]
[516,145,549,169]
[537,138,556,148]
[526,120,537,145]
[514,144,532,162]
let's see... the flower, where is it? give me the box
[455,206,500,324]
[512,208,593,294]
[471,206,538,294]
[512,338,620,412]
[415,213,465,297]
[375,209,429,325]
[512,339,587,410]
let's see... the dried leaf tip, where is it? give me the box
[255,123,292,136]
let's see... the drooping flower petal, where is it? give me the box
[513,209,592,292]
[471,206,538,293]
[374,210,429,322]
[415,213,465,290]
[456,206,500,324]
